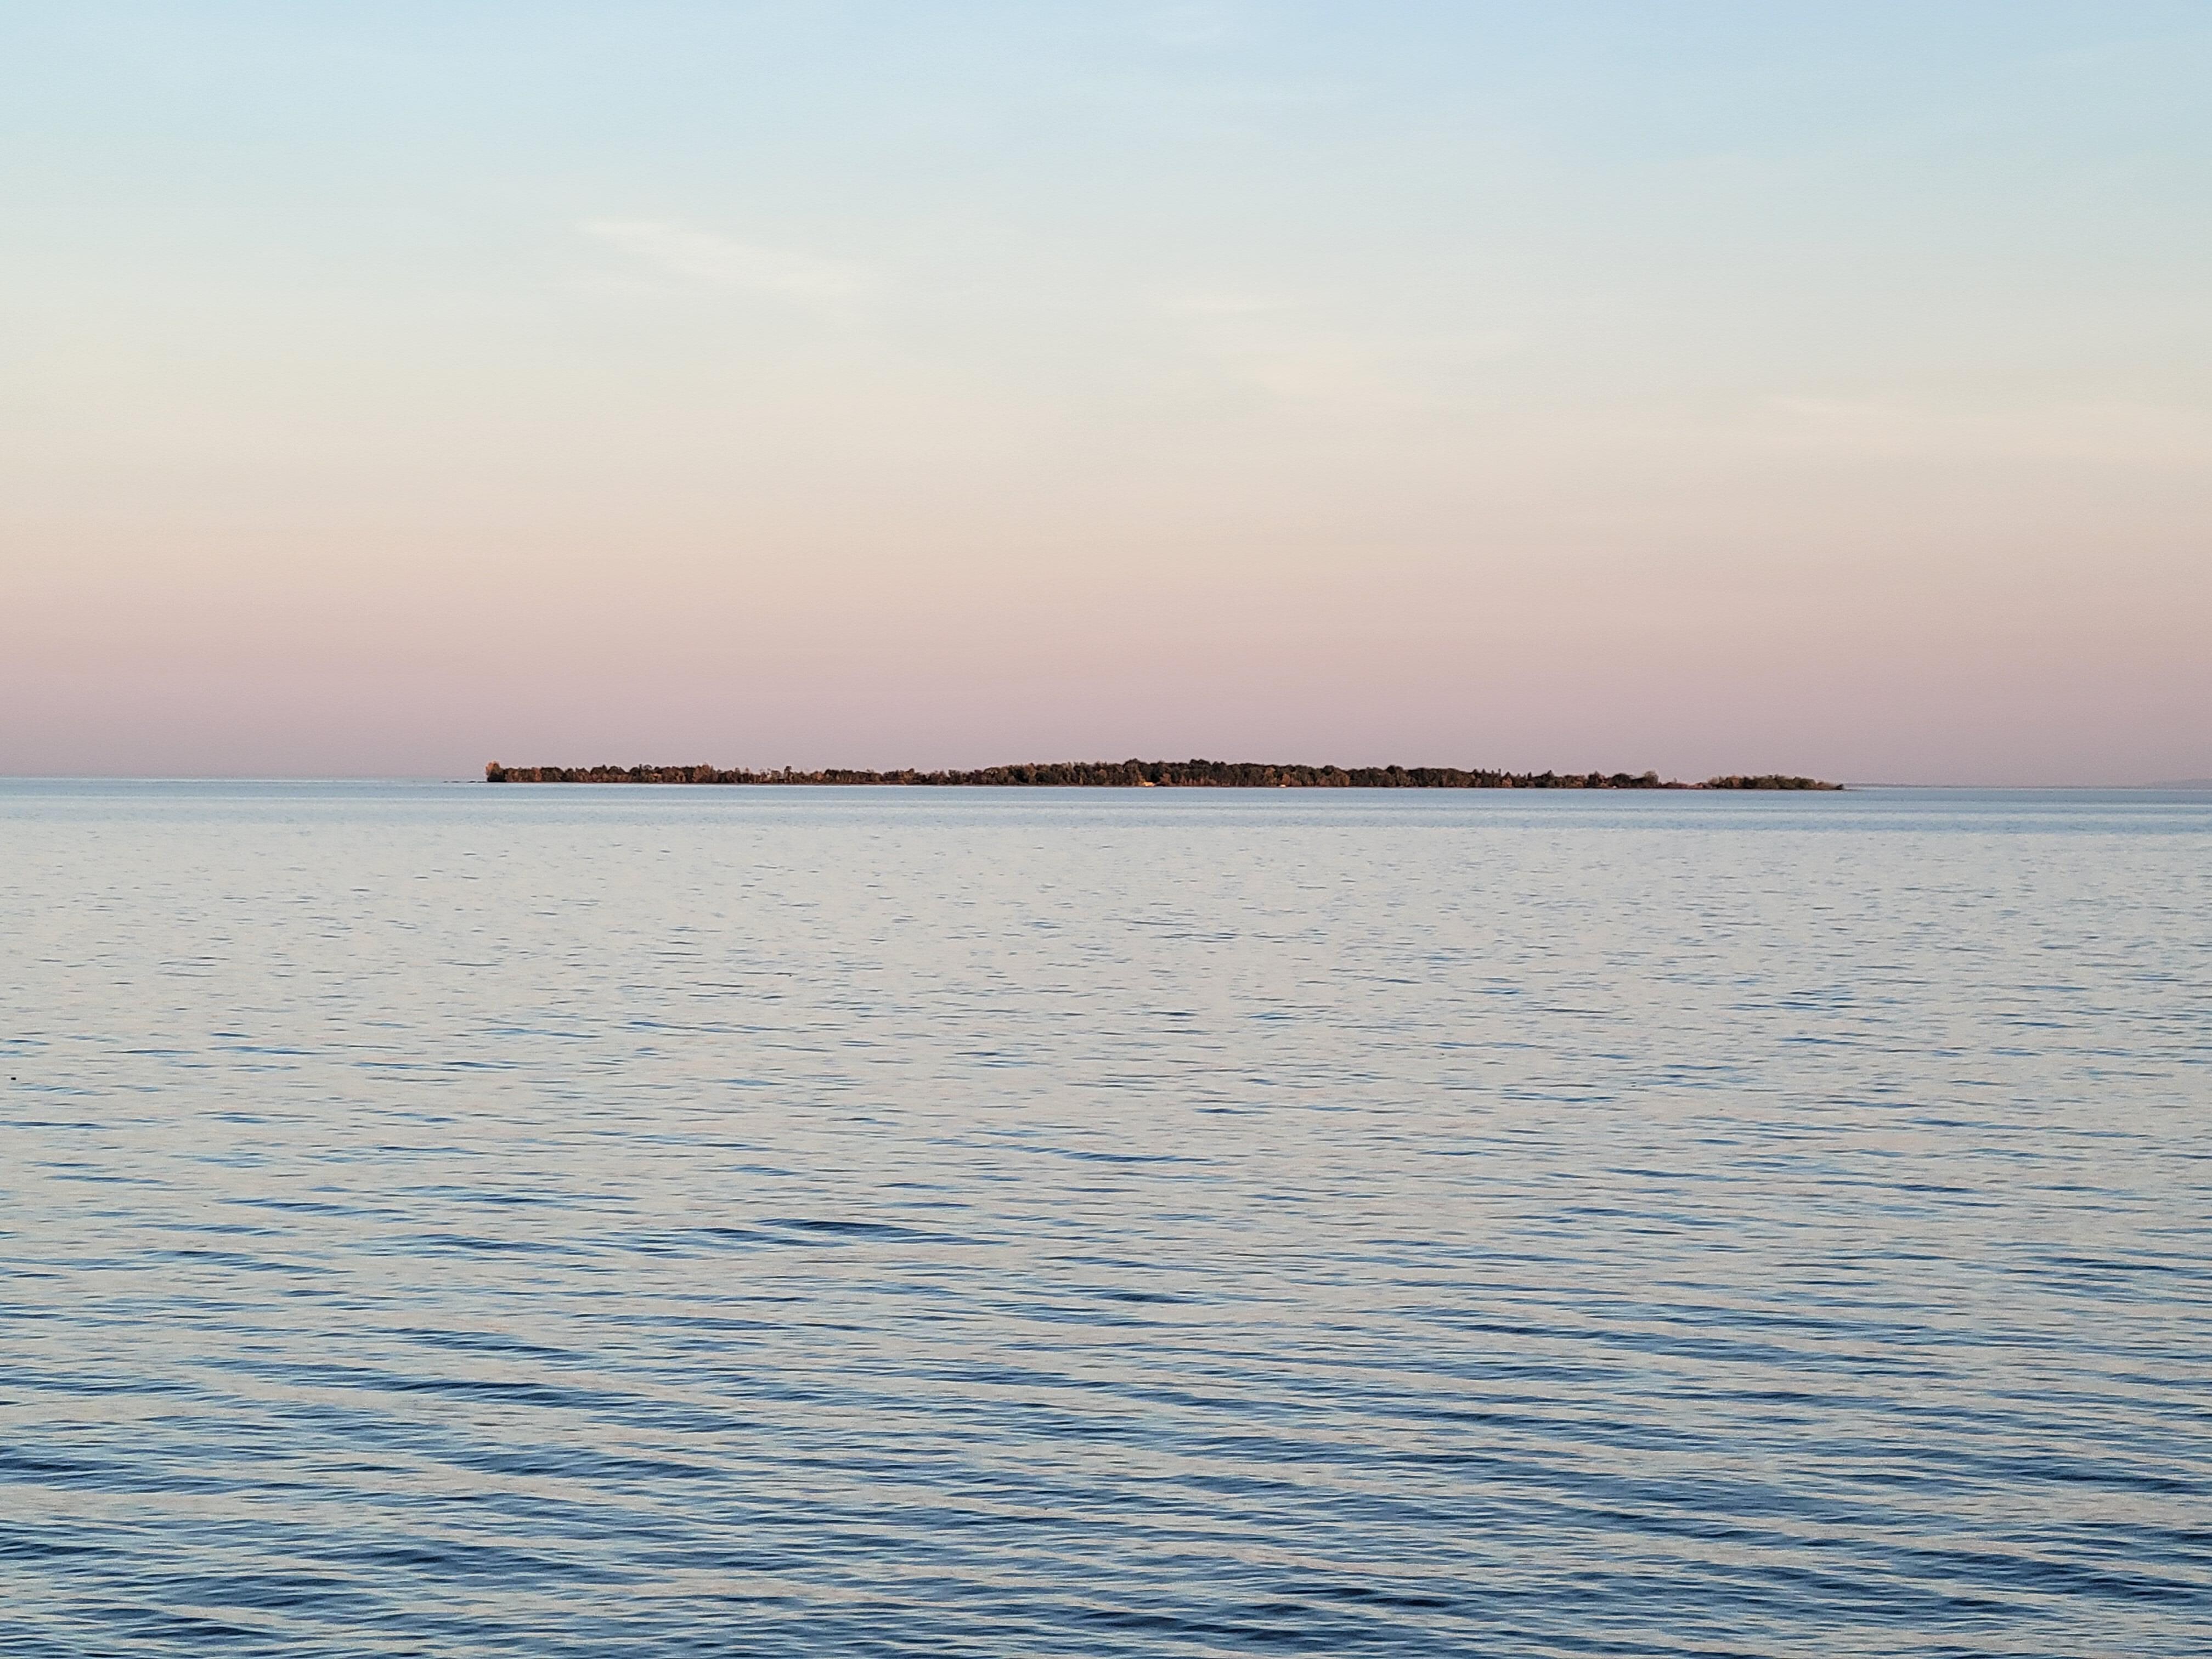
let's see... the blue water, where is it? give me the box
[3,781,2208,1655]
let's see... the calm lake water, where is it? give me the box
[4,781,2208,1656]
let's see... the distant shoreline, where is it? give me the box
[484,761,1843,791]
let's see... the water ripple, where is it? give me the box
[2,781,2208,1655]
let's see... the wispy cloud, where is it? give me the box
[581,219,873,303]
[1154,288,1293,320]
[1763,395,2212,467]
[1145,2,1239,49]
[1152,288,1520,407]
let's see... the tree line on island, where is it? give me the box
[485,760,1842,789]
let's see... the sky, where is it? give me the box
[3,2,2208,783]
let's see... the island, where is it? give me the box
[484,760,1842,789]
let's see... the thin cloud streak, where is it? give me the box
[1762,395,2212,467]
[582,219,873,303]
[1151,289,1523,407]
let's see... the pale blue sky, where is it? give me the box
[5,3,2208,779]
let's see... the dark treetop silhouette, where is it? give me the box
[484,761,1842,789]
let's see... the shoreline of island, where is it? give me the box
[483,761,1842,790]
